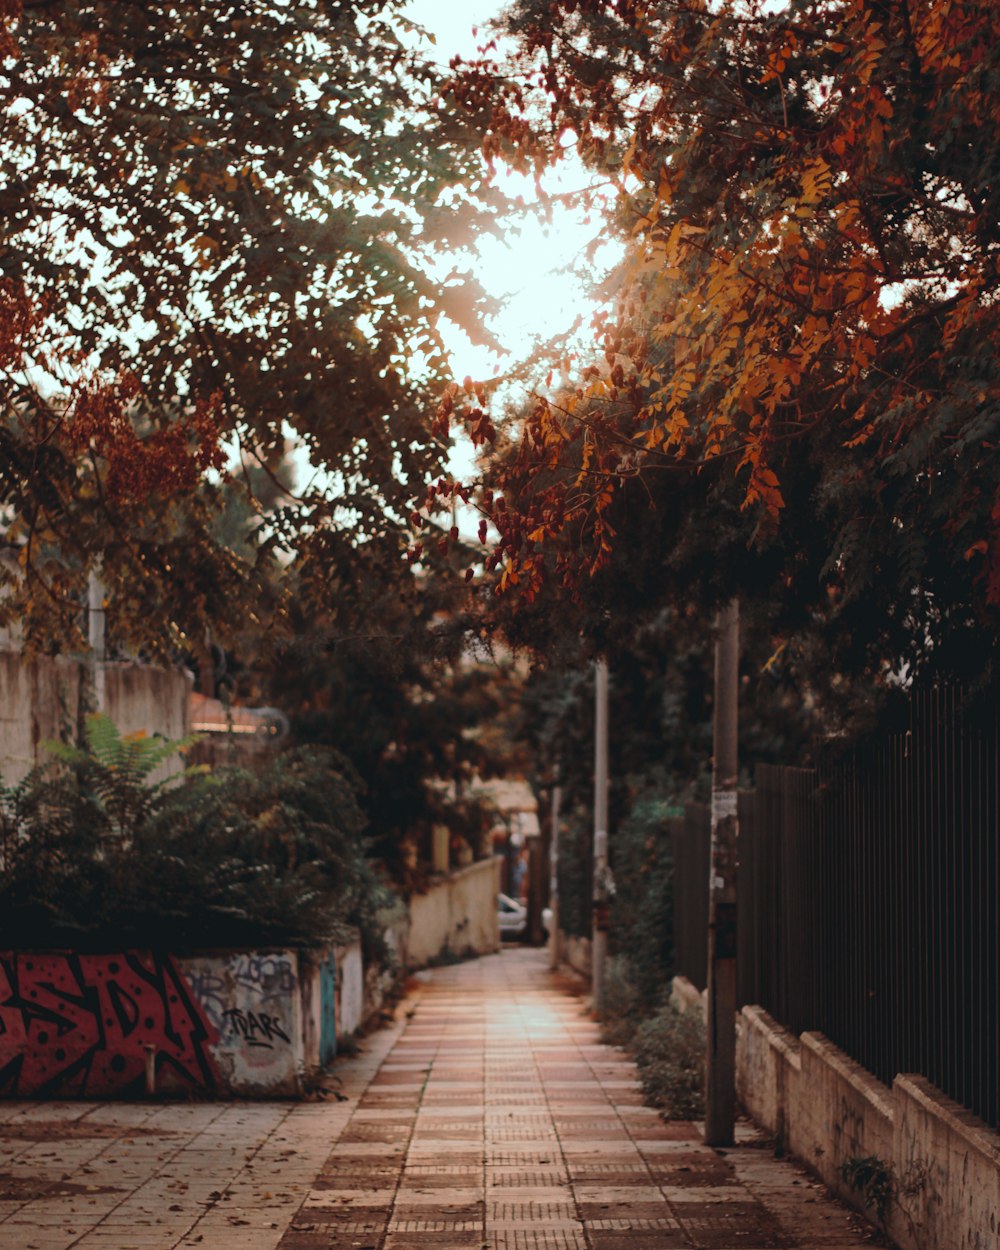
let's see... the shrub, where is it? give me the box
[555,807,593,938]
[608,788,676,1012]
[0,715,394,952]
[631,1002,706,1119]
[600,955,643,1048]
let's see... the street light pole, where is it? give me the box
[592,657,610,1011]
[705,598,740,1146]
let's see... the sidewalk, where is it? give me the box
[0,948,880,1250]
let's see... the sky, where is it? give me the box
[404,0,621,390]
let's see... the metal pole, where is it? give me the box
[705,598,739,1145]
[549,784,562,970]
[592,658,609,1010]
[87,570,106,712]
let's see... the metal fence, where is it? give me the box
[670,687,999,1130]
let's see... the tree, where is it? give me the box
[267,541,526,886]
[445,0,1000,690]
[0,0,501,654]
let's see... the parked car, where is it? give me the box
[498,893,528,940]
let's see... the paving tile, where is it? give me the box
[2,949,887,1250]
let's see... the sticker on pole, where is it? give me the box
[711,789,738,824]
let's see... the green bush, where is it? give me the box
[555,807,593,939]
[631,1002,706,1120]
[600,955,643,1048]
[609,788,676,1011]
[0,715,394,952]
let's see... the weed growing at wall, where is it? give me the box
[839,1155,894,1225]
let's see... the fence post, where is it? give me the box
[705,599,739,1146]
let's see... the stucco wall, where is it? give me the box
[334,939,364,1039]
[672,980,1000,1250]
[0,651,191,786]
[0,652,85,785]
[406,858,501,968]
[0,948,306,1099]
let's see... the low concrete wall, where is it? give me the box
[0,651,191,786]
[892,1074,1000,1250]
[334,938,364,1039]
[558,932,592,981]
[0,948,334,1099]
[407,858,501,967]
[675,980,1000,1250]
[180,950,302,1096]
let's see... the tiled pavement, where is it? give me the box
[0,948,880,1250]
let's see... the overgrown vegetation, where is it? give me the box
[599,956,706,1121]
[0,715,394,952]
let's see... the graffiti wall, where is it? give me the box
[179,951,301,1095]
[0,949,305,1098]
[0,952,218,1098]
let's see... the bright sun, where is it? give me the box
[405,0,621,388]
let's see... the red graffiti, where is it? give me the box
[0,952,220,1097]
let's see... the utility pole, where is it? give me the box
[592,657,610,1011]
[87,569,106,712]
[705,599,740,1146]
[549,783,562,970]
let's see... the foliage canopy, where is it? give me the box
[0,0,499,653]
[445,0,1000,689]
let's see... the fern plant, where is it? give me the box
[0,720,389,952]
[44,712,200,847]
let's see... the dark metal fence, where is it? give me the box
[669,687,999,1130]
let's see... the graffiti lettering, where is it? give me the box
[220,1008,290,1049]
[184,969,227,1026]
[0,952,219,1097]
[231,955,296,1002]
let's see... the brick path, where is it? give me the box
[0,949,879,1250]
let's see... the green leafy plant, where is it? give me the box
[599,955,643,1048]
[0,717,391,952]
[631,1003,706,1120]
[44,713,201,846]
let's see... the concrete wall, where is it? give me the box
[102,662,191,747]
[0,948,313,1099]
[0,652,85,785]
[671,981,1000,1250]
[179,951,302,1096]
[558,932,592,981]
[406,858,501,968]
[0,651,191,786]
[334,939,364,1040]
